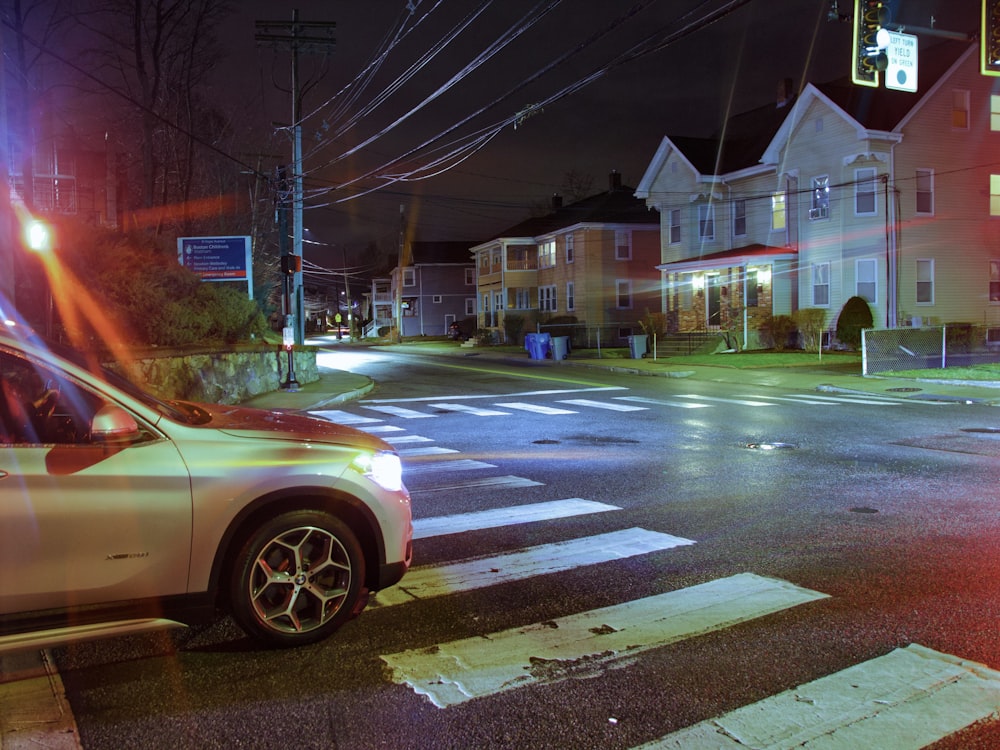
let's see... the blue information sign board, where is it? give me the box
[177,236,252,298]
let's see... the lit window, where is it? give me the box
[915,169,933,215]
[990,261,1000,302]
[992,95,1000,131]
[855,168,877,216]
[916,259,934,304]
[813,263,830,306]
[856,258,877,303]
[810,176,830,220]
[952,89,970,129]
[992,175,1000,216]
[771,192,786,230]
[538,240,556,268]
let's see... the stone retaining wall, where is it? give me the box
[105,347,318,405]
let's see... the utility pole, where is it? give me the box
[255,11,336,345]
[342,245,353,341]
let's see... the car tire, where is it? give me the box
[229,510,365,647]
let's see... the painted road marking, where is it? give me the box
[382,573,827,708]
[397,446,460,457]
[361,386,628,404]
[732,394,846,405]
[362,405,437,419]
[309,410,382,424]
[676,394,777,407]
[494,402,578,415]
[411,498,619,538]
[428,403,512,416]
[410,475,544,497]
[373,527,693,608]
[615,396,711,409]
[382,434,434,445]
[779,393,903,405]
[638,643,1000,750]
[403,459,497,474]
[358,424,405,433]
[557,399,648,412]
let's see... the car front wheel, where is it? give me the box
[229,510,365,647]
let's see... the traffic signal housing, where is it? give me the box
[281,254,301,275]
[852,0,889,88]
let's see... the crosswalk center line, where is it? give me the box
[373,527,694,607]
[637,643,1000,750]
[381,573,828,708]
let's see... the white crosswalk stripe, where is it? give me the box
[615,395,711,409]
[363,405,437,419]
[381,573,826,708]
[639,644,1000,750]
[359,424,404,433]
[739,392,904,406]
[411,498,618,538]
[557,398,648,411]
[403,458,496,473]
[382,434,434,445]
[494,401,578,415]
[410,475,544,496]
[310,409,382,424]
[676,394,777,407]
[373,527,693,608]
[397,446,460,457]
[427,402,511,416]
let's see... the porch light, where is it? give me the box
[757,267,772,285]
[692,274,705,291]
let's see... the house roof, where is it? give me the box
[656,243,796,272]
[409,241,480,264]
[488,175,658,241]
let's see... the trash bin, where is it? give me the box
[627,334,648,359]
[524,332,551,360]
[551,336,570,360]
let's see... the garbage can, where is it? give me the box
[551,336,570,360]
[627,334,648,359]
[524,332,551,360]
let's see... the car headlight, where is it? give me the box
[352,450,404,492]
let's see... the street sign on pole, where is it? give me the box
[885,30,918,92]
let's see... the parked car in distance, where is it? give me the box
[0,323,412,650]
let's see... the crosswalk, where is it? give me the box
[343,416,1000,747]
[311,388,936,424]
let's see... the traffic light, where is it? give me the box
[280,254,301,275]
[852,0,889,88]
[983,0,1000,76]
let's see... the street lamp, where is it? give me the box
[22,217,55,337]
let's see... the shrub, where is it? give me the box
[503,313,525,345]
[767,315,797,351]
[793,308,827,352]
[835,296,874,350]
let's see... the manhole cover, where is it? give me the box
[533,439,560,445]
[849,507,879,514]
[743,441,797,450]
[886,387,921,392]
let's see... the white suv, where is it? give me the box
[0,325,412,650]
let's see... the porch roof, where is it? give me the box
[656,243,796,273]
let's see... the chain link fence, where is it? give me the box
[862,325,1000,375]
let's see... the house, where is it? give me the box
[471,171,660,344]
[377,241,478,338]
[636,40,994,349]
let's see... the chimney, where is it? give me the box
[551,194,563,210]
[609,170,622,192]
[777,78,794,108]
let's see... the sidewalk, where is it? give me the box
[4,339,998,750]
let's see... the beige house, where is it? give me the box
[637,40,998,348]
[472,172,660,344]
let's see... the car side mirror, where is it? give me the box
[90,404,140,442]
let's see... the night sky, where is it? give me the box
[213,0,980,263]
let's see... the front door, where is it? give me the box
[707,275,722,327]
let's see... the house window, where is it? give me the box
[952,89,970,129]
[615,230,631,260]
[566,281,575,311]
[403,268,415,286]
[992,175,1000,216]
[813,262,830,306]
[565,234,574,263]
[479,253,490,272]
[538,240,556,268]
[698,205,715,240]
[539,285,557,312]
[402,298,417,316]
[991,261,1000,302]
[810,176,830,220]
[465,298,475,315]
[432,295,443,304]
[669,209,681,244]
[855,168,877,216]
[494,291,504,313]
[746,270,758,307]
[915,169,933,215]
[32,145,77,213]
[616,279,632,309]
[992,95,1000,131]
[514,288,532,309]
[856,258,877,303]
[465,268,474,285]
[771,192,786,230]
[733,199,747,237]
[916,259,934,304]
